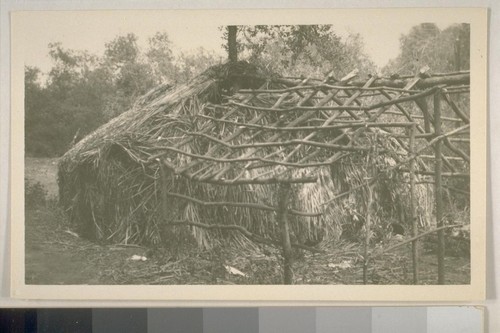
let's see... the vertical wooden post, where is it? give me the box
[434,89,446,284]
[409,123,419,284]
[278,183,293,285]
[416,98,431,133]
[363,177,373,285]
[159,160,169,220]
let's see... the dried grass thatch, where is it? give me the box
[58,61,431,249]
[59,61,279,246]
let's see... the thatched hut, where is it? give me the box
[58,61,431,249]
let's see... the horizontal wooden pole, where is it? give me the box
[150,145,358,170]
[348,74,469,89]
[399,169,469,178]
[238,83,420,94]
[164,191,322,217]
[197,115,416,132]
[420,155,466,161]
[228,87,437,113]
[374,111,463,123]
[158,158,319,185]
[369,224,466,259]
[448,138,470,143]
[194,175,318,185]
[183,131,380,152]
[165,219,323,253]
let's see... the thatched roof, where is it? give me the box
[58,62,446,248]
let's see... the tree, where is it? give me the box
[25,66,53,156]
[227,26,238,62]
[104,33,139,66]
[225,25,376,78]
[25,43,113,156]
[25,31,225,157]
[103,33,157,118]
[383,23,470,75]
[146,32,176,84]
[175,48,222,83]
[382,23,471,211]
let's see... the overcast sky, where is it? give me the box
[16,9,467,74]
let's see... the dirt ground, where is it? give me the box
[24,157,471,285]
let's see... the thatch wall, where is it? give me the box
[58,61,431,248]
[59,62,276,245]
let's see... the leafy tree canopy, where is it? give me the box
[383,23,470,75]
[25,32,221,157]
[222,25,376,79]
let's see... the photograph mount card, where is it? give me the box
[10,8,487,301]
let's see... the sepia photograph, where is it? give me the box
[10,8,487,301]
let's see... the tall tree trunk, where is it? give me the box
[227,26,238,63]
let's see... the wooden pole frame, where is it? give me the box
[409,123,419,284]
[148,70,470,285]
[278,183,294,285]
[363,174,374,285]
[434,89,446,285]
[159,160,169,221]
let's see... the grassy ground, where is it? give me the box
[24,157,470,285]
[25,157,59,197]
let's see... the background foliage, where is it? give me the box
[25,32,222,157]
[25,24,469,157]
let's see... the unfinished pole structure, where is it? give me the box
[147,67,470,284]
